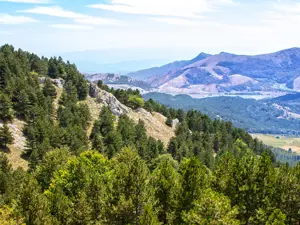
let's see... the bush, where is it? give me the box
[128,95,144,109]
[166,117,173,127]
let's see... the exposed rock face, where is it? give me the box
[89,83,131,116]
[52,78,65,88]
[39,77,65,88]
[89,82,175,146]
[89,82,100,98]
[172,118,180,129]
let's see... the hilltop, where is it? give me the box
[127,48,300,96]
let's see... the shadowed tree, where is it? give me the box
[0,124,13,150]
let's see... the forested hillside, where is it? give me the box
[0,44,300,225]
[143,92,300,135]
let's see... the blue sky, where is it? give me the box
[0,0,300,61]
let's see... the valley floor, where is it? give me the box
[251,134,300,154]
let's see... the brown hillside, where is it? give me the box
[0,119,28,170]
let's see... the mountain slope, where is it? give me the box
[135,48,300,94]
[126,53,211,80]
[143,92,300,135]
[89,83,175,146]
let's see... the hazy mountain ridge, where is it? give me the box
[128,48,300,95]
[127,53,211,80]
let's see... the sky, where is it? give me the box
[1,0,300,63]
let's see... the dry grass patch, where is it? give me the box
[128,109,175,147]
[251,134,300,154]
[1,119,28,170]
[82,96,103,138]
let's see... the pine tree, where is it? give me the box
[97,80,104,89]
[151,159,180,224]
[0,55,10,90]
[18,176,54,225]
[76,76,89,100]
[111,148,150,224]
[60,81,78,105]
[104,130,122,158]
[117,115,136,147]
[99,106,115,136]
[146,137,159,161]
[165,117,173,127]
[0,124,13,149]
[177,109,185,122]
[139,203,160,225]
[0,152,12,195]
[34,148,70,190]
[46,151,112,224]
[135,120,148,158]
[182,189,239,225]
[92,133,105,153]
[15,90,32,120]
[48,60,59,79]
[0,92,13,121]
[178,157,209,218]
[43,78,57,99]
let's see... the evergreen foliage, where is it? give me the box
[0,124,13,150]
[1,45,300,225]
[0,92,13,121]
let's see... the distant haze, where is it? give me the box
[59,47,200,73]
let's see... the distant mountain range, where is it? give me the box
[127,53,211,80]
[127,48,300,95]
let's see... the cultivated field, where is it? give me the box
[251,134,300,153]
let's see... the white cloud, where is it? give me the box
[50,24,93,30]
[0,14,38,24]
[273,2,300,14]
[19,6,84,18]
[151,17,201,26]
[74,17,120,26]
[261,2,300,24]
[0,0,49,3]
[87,0,234,18]
[20,6,121,25]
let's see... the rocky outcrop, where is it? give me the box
[39,77,65,88]
[172,118,180,129]
[89,83,131,116]
[52,78,65,88]
[89,82,175,146]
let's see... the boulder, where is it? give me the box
[52,78,65,88]
[172,118,180,128]
[39,77,65,88]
